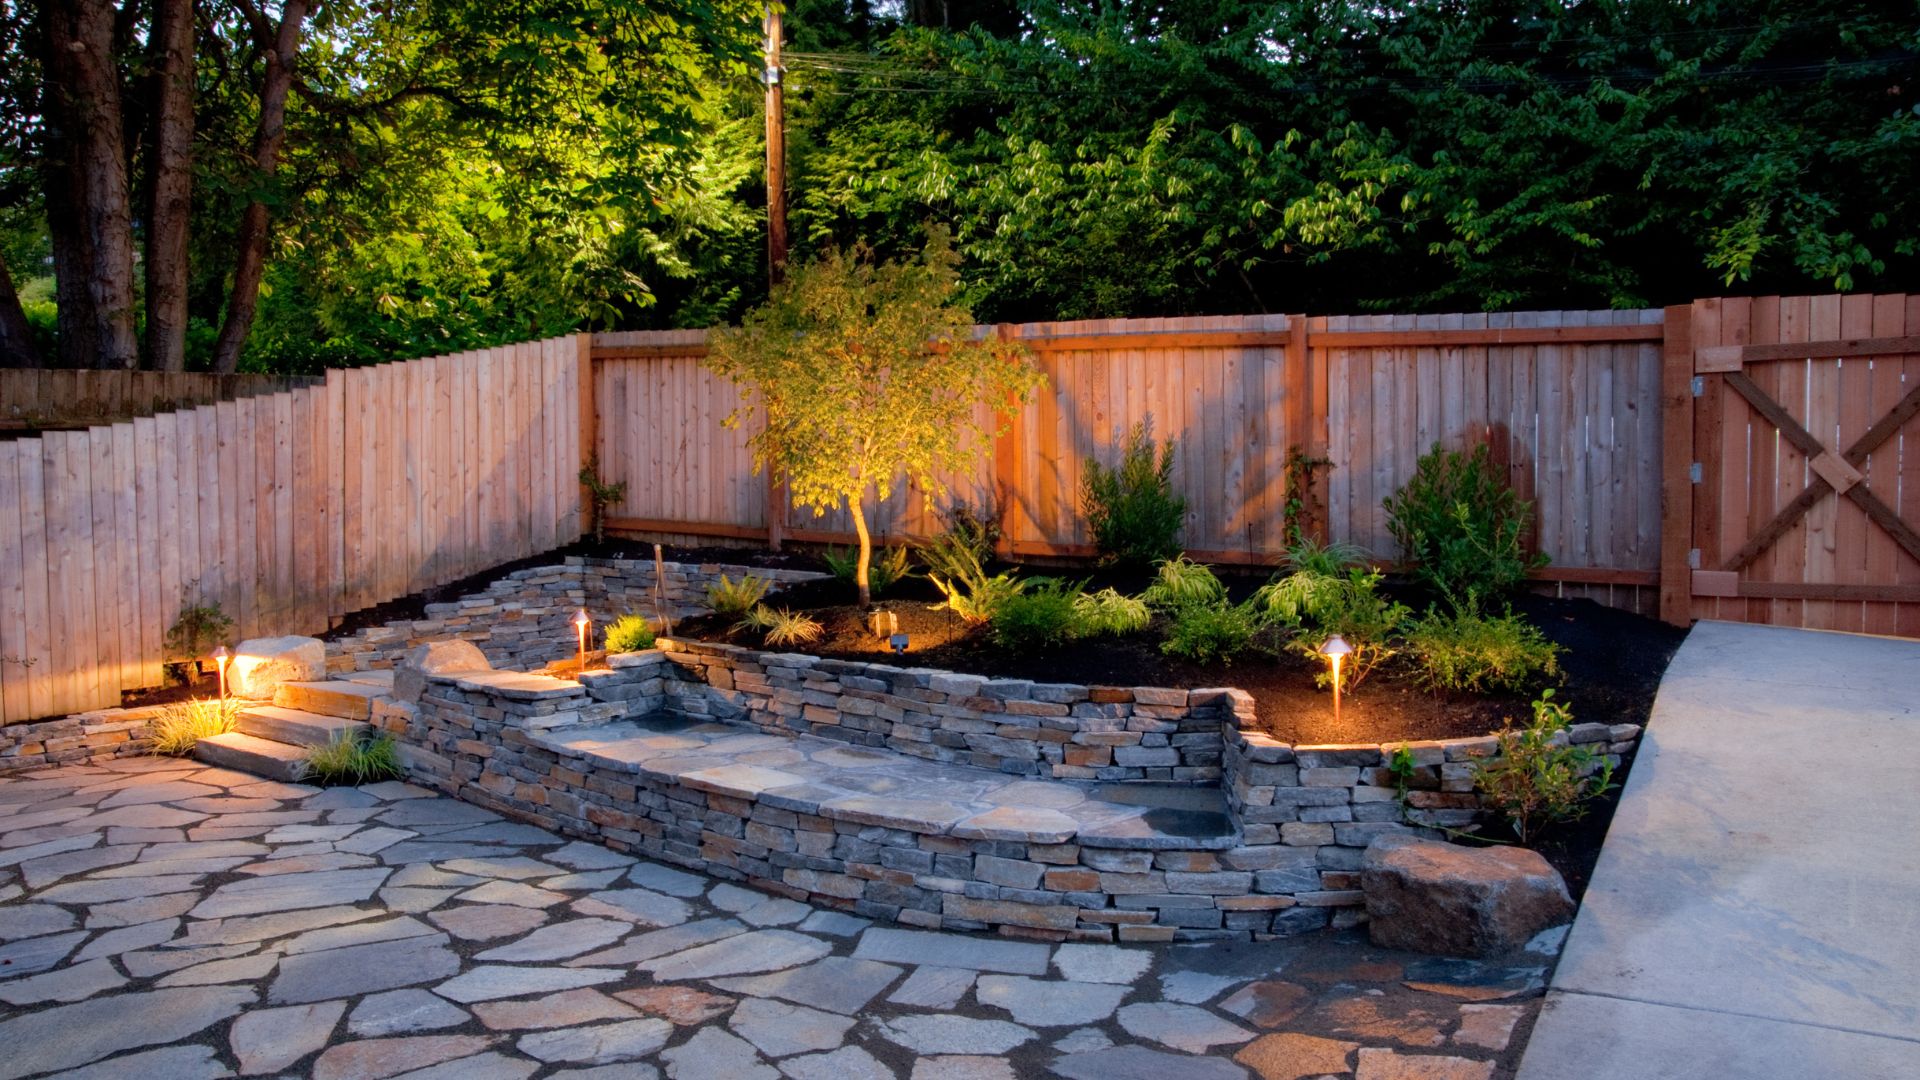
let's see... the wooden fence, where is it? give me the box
[0,338,585,724]
[591,311,1668,613]
[6,291,1914,726]
[0,369,319,434]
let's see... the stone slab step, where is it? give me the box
[238,704,369,748]
[194,731,310,783]
[274,680,388,720]
[340,669,395,688]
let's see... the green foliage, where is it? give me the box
[706,231,1044,605]
[705,574,771,620]
[1473,691,1617,844]
[1386,743,1419,807]
[1081,421,1186,566]
[990,578,1083,652]
[303,732,405,787]
[1404,602,1563,694]
[920,500,1002,582]
[824,545,916,596]
[1071,587,1152,637]
[578,455,628,546]
[603,614,657,655]
[148,698,241,756]
[1160,599,1262,665]
[924,533,1025,625]
[1255,540,1407,689]
[1282,447,1335,547]
[738,605,825,648]
[1140,556,1226,611]
[1384,444,1548,602]
[163,592,234,685]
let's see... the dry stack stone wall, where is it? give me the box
[0,705,165,773]
[325,558,829,674]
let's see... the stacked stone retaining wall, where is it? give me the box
[0,705,165,773]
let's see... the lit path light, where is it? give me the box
[574,610,591,673]
[212,646,231,706]
[1320,634,1352,727]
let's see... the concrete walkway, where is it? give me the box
[1518,621,1920,1080]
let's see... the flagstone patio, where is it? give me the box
[0,757,1554,1079]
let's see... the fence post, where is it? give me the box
[992,323,1022,558]
[1659,304,1695,626]
[576,333,597,542]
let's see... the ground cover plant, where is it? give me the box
[148,697,240,755]
[1404,602,1563,694]
[303,732,405,787]
[705,573,771,619]
[603,613,657,654]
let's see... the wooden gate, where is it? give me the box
[1661,295,1920,635]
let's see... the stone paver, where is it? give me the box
[0,759,1556,1079]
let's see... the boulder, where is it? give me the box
[1361,834,1574,958]
[228,636,326,700]
[393,639,493,703]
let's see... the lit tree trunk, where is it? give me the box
[39,0,138,370]
[143,0,194,372]
[849,495,873,609]
[0,254,42,368]
[210,0,310,374]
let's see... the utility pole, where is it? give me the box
[764,4,787,287]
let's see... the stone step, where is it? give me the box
[194,731,311,783]
[274,680,388,720]
[238,704,369,748]
[340,669,395,689]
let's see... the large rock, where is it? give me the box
[394,639,492,703]
[1361,835,1574,957]
[229,636,326,699]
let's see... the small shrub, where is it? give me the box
[164,591,234,684]
[1071,587,1152,637]
[927,541,1026,624]
[1404,601,1562,694]
[304,732,405,786]
[921,500,1001,581]
[149,697,240,756]
[1384,443,1549,602]
[578,454,628,545]
[1161,600,1262,665]
[1255,541,1408,688]
[1081,420,1186,566]
[991,578,1082,652]
[1140,556,1225,611]
[1473,691,1616,844]
[603,613,657,654]
[823,544,916,596]
[739,605,824,647]
[706,573,771,619]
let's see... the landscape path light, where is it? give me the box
[212,646,231,706]
[1320,634,1352,727]
[574,609,591,673]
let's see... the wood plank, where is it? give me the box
[1829,294,1875,631]
[1773,296,1811,629]
[150,413,181,686]
[1659,304,1696,625]
[86,425,121,701]
[272,390,296,634]
[17,438,52,718]
[55,432,98,712]
[1802,294,1843,628]
[1708,333,1920,365]
[111,422,140,690]
[1860,292,1908,635]
[1741,295,1781,625]
[0,442,23,721]
[1900,295,1920,638]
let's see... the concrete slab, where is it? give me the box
[1519,622,1920,1080]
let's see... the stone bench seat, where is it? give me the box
[532,712,1235,851]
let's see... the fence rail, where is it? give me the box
[0,369,319,434]
[5,291,1915,727]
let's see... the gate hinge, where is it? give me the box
[1689,462,1702,484]
[1687,548,1702,570]
[1691,376,1705,397]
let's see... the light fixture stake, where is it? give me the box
[574,609,591,673]
[1320,634,1353,727]
[212,646,231,706]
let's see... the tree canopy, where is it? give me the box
[2,1,1915,369]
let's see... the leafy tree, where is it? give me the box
[705,229,1043,606]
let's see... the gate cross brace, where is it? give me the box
[1720,372,1920,572]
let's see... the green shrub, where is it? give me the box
[824,544,915,596]
[1140,556,1225,610]
[991,578,1082,651]
[1071,587,1152,637]
[1161,600,1262,665]
[927,540,1026,624]
[1383,443,1548,602]
[163,592,234,684]
[706,573,771,619]
[1404,601,1562,694]
[304,732,405,786]
[738,605,824,647]
[148,697,240,756]
[1255,540,1408,688]
[603,613,657,654]
[577,454,628,545]
[921,500,1001,581]
[1081,421,1186,566]
[1473,691,1616,843]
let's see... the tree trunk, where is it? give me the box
[850,496,873,609]
[143,0,194,372]
[210,0,310,374]
[0,254,43,368]
[39,0,138,370]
